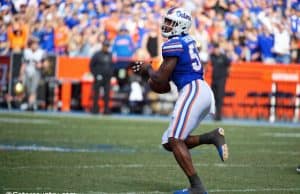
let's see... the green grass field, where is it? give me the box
[0,112,299,194]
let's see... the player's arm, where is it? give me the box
[131,57,176,82]
[131,37,181,81]
[145,57,177,84]
[130,57,176,93]
[131,55,177,83]
[131,38,180,90]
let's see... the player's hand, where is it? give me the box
[130,61,144,73]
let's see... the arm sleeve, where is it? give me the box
[162,38,183,57]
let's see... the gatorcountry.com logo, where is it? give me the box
[176,11,191,21]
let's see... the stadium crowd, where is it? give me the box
[1,0,300,65]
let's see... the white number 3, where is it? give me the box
[189,43,202,71]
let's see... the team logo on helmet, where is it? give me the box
[176,10,191,21]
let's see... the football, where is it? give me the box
[148,78,170,94]
[14,81,25,95]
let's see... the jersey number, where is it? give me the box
[188,43,202,71]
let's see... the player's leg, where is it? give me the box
[163,80,228,162]
[185,128,228,162]
[163,80,208,193]
[164,129,228,162]
[169,137,207,193]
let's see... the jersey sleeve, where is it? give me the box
[162,38,184,57]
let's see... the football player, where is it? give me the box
[131,7,228,194]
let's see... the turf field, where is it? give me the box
[0,112,299,194]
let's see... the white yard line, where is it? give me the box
[0,144,136,154]
[1,163,295,170]
[262,132,300,138]
[0,117,58,124]
[3,187,300,193]
[1,144,299,155]
[0,145,100,153]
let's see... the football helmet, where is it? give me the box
[161,7,192,38]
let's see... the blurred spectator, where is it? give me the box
[40,21,55,54]
[290,1,300,63]
[80,27,103,57]
[85,1,98,19]
[111,24,135,90]
[232,30,251,61]
[68,27,82,57]
[225,39,239,62]
[89,32,104,57]
[80,28,93,57]
[54,18,69,55]
[19,36,45,111]
[142,20,161,59]
[272,22,291,64]
[12,1,28,12]
[290,3,300,36]
[7,16,29,52]
[291,35,300,63]
[1,5,12,25]
[30,21,43,41]
[112,24,135,69]
[64,11,80,29]
[89,40,113,114]
[103,8,120,41]
[210,43,231,121]
[258,26,275,64]
[37,1,49,22]
[245,28,260,61]
[0,16,9,55]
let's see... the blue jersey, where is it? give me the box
[162,35,203,90]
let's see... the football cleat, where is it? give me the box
[297,166,300,173]
[213,128,229,162]
[174,188,189,194]
[173,188,208,194]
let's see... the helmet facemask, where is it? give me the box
[161,17,178,38]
